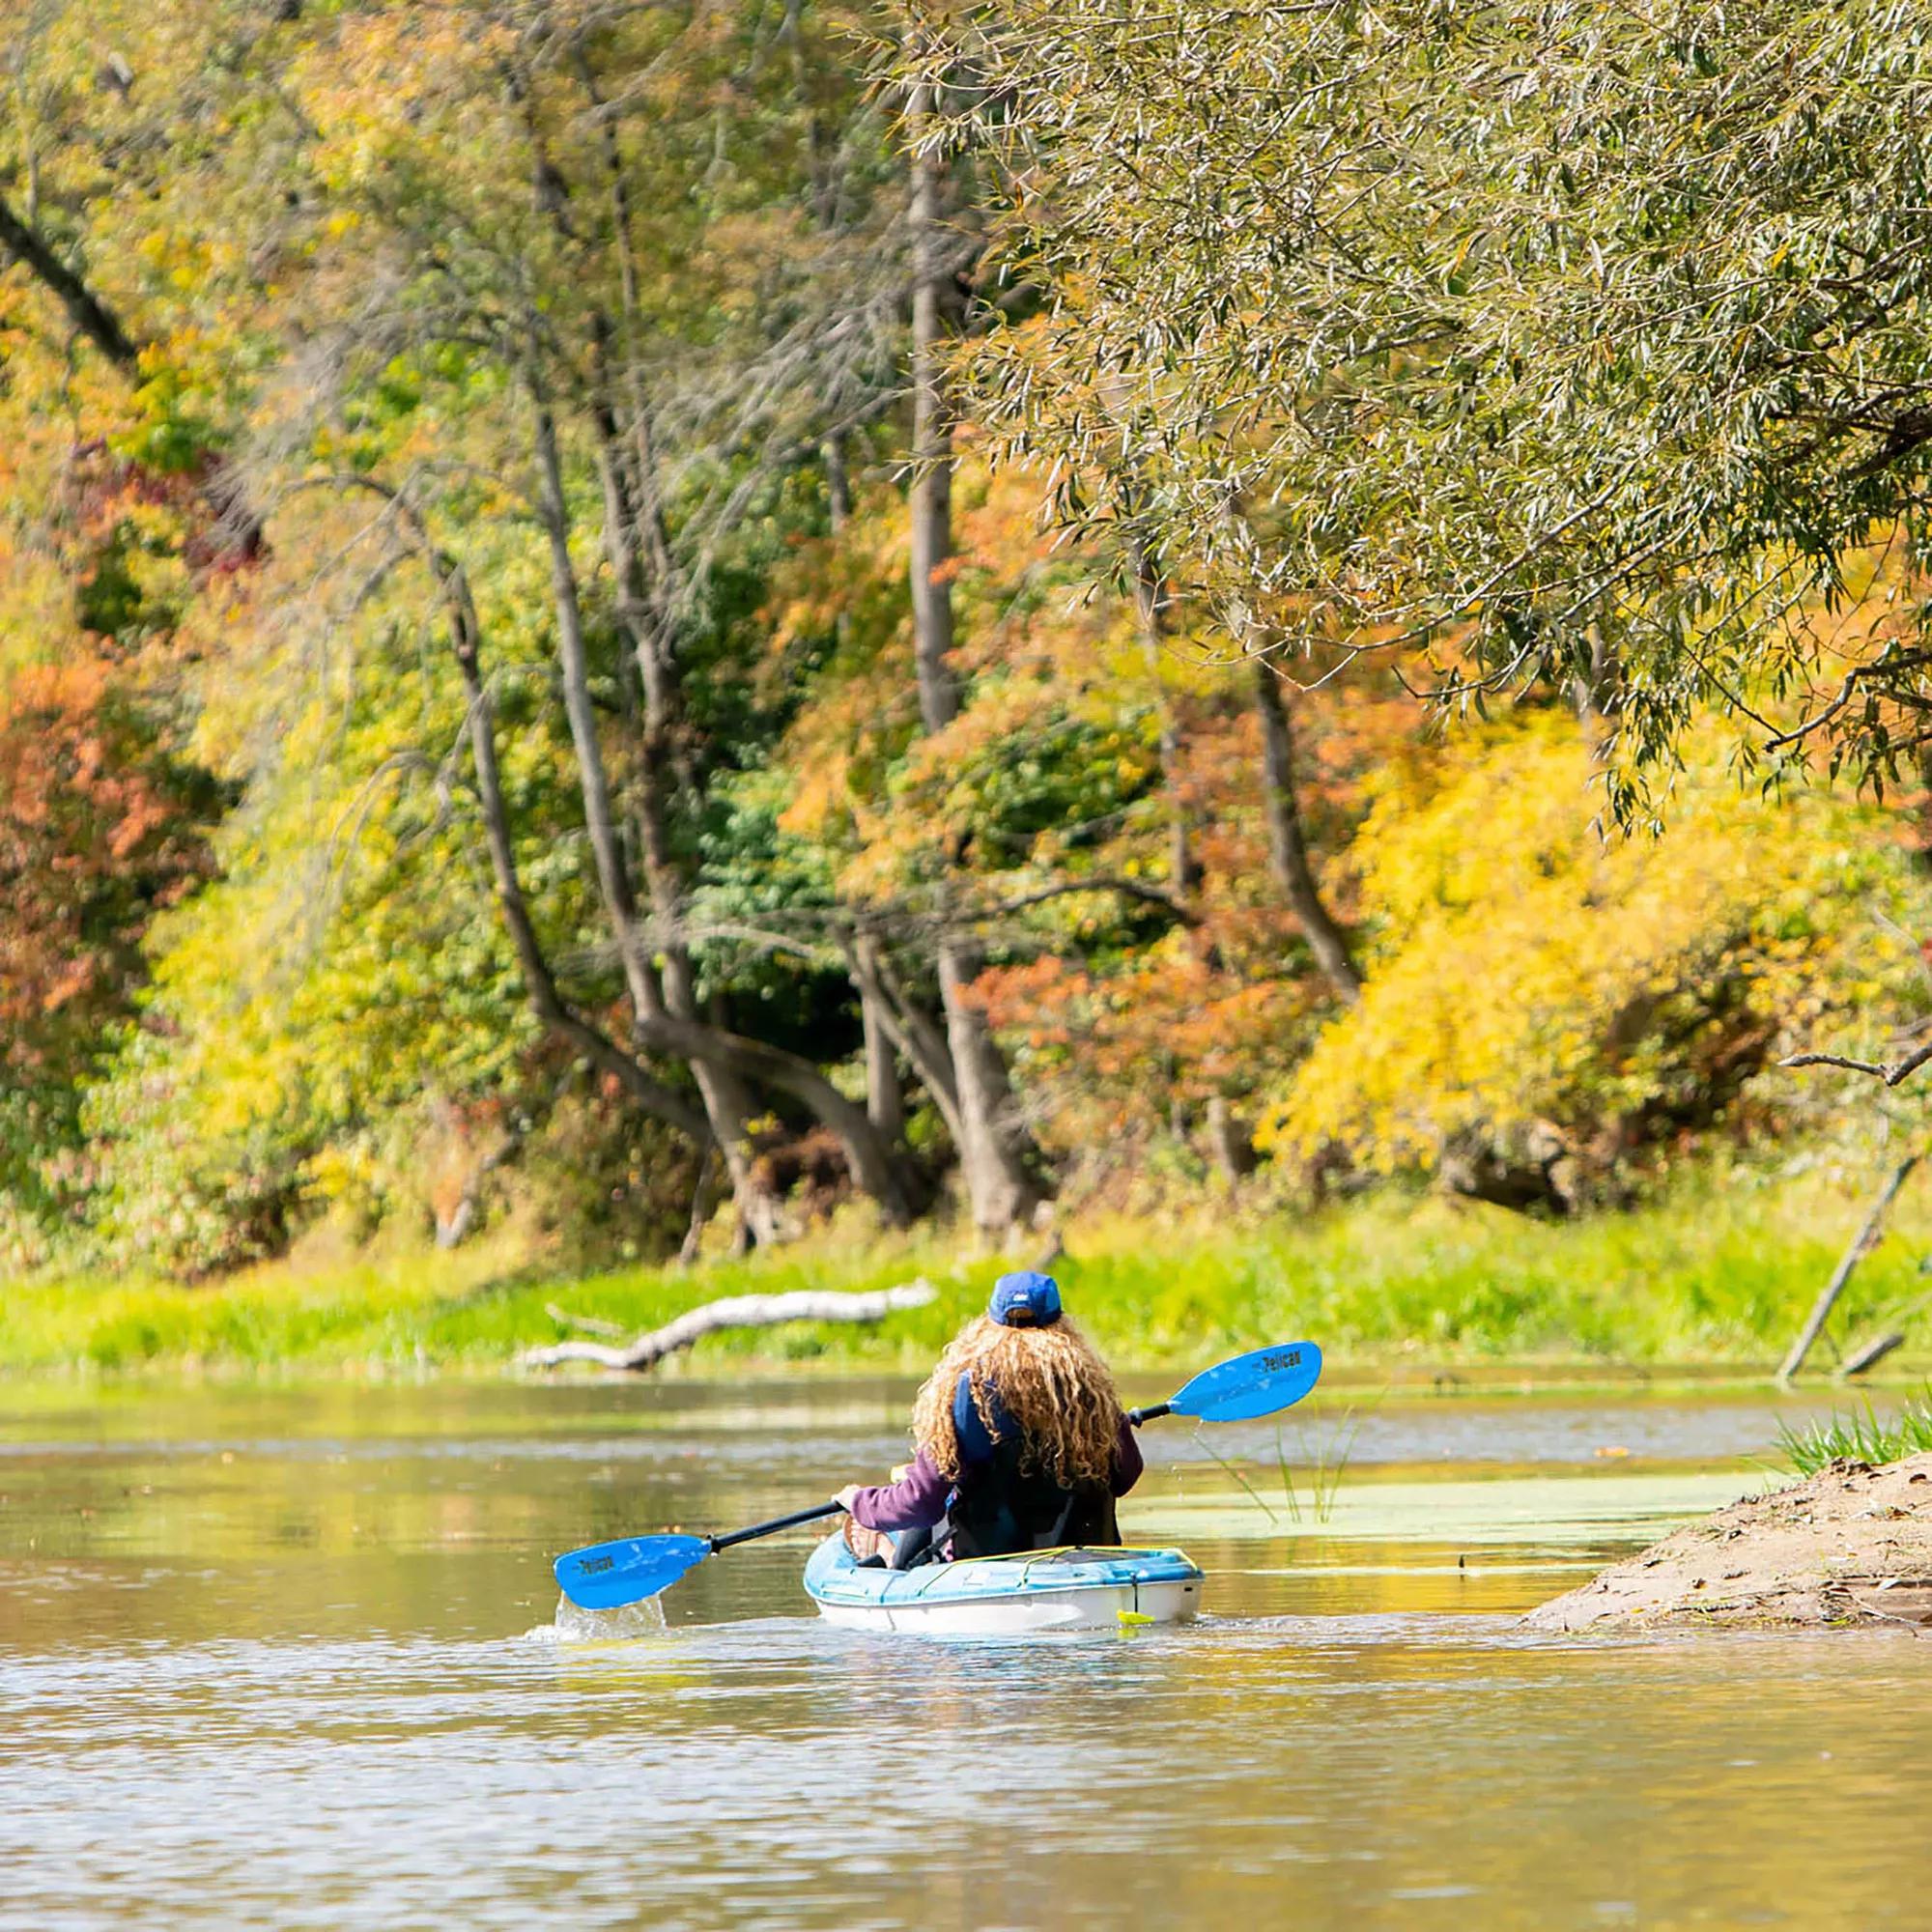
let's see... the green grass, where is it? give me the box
[1775,1391,1932,1476]
[6,1165,1932,1378]
[1275,1407,1368,1524]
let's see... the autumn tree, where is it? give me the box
[0,666,217,1241]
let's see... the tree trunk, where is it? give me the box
[530,385,662,1025]
[1572,623,1622,725]
[904,79,1047,1236]
[574,78,784,1241]
[0,192,138,368]
[429,536,709,1146]
[589,419,785,1248]
[519,1279,938,1373]
[858,939,964,1145]
[1252,660,1363,1005]
[678,1146,723,1265]
[855,945,907,1142]
[1205,1097,1256,1180]
[907,76,960,737]
[938,938,1040,1236]
[574,48,699,794]
[695,993,783,1252]
[1778,1151,1923,1382]
[1126,526,1201,894]
[824,434,852,529]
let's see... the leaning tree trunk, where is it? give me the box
[414,520,709,1148]
[905,78,1046,1236]
[852,936,964,1147]
[527,385,918,1225]
[530,386,661,1024]
[1251,659,1362,1005]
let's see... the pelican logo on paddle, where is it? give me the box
[1264,1350,1302,1372]
[579,1554,615,1576]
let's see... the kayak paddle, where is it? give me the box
[1126,1339,1321,1426]
[550,1338,1322,1609]
[554,1499,845,1611]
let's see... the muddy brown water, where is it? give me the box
[3,1378,1930,1930]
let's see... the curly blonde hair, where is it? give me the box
[910,1314,1124,1489]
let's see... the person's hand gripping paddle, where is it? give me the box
[550,1341,1322,1610]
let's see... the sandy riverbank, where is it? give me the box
[1527,1453,1932,1633]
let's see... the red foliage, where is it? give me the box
[0,662,214,1086]
[959,662,1422,1154]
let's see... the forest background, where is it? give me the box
[8,0,1932,1377]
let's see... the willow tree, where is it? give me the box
[916,0,1932,822]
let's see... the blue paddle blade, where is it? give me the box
[1169,1342,1321,1423]
[554,1533,711,1610]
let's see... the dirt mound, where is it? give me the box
[1525,1452,1932,1634]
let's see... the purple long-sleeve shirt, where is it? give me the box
[849,1406,1144,1532]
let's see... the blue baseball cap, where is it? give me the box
[989,1270,1062,1327]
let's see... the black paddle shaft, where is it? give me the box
[1125,1402,1173,1428]
[710,1499,846,1553]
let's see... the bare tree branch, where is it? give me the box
[0,192,139,367]
[1782,1039,1932,1088]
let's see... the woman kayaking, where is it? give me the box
[835,1270,1142,1566]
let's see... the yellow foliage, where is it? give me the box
[1262,715,1929,1172]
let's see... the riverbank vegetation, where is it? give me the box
[9,1170,1932,1377]
[1776,1390,1932,1477]
[8,4,1932,1328]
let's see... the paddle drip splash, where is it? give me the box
[527,1592,669,1643]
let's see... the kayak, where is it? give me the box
[802,1534,1204,1636]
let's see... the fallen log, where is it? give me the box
[1839,1328,1907,1378]
[517,1278,937,1372]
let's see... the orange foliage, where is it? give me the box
[0,661,214,1085]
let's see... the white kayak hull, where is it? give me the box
[803,1537,1204,1636]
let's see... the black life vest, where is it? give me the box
[946,1428,1121,1559]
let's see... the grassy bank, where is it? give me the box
[5,1169,1931,1378]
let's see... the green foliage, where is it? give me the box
[14,0,1932,1310]
[8,1168,1928,1375]
[74,523,582,1272]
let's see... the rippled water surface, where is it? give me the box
[4,1377,1929,1929]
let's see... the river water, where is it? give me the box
[3,1378,1929,1929]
